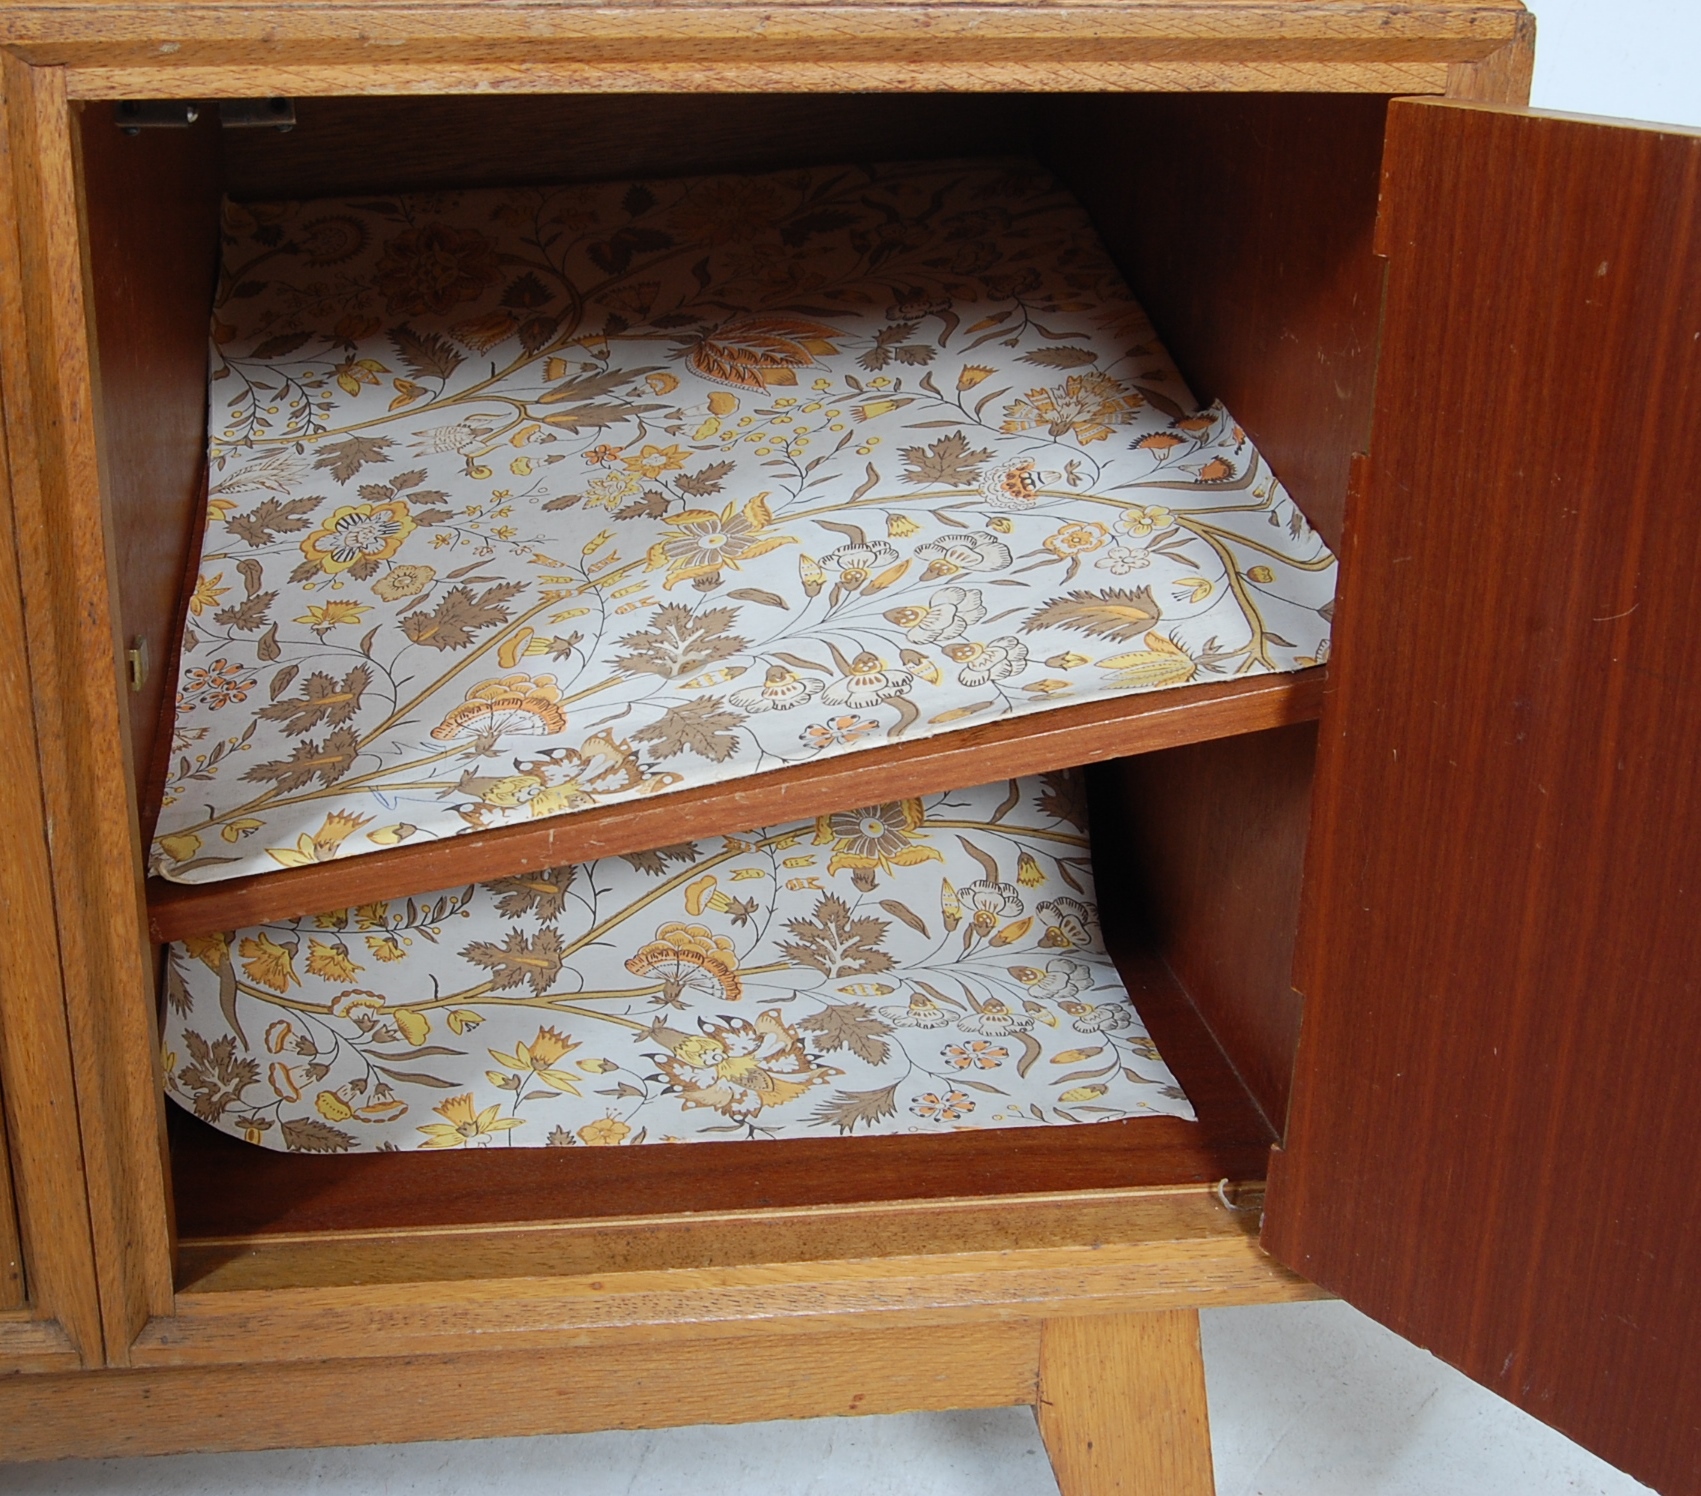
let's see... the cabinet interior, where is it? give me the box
[69,89,1387,1281]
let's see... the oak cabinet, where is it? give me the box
[1,5,1697,1494]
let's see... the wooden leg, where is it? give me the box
[1036,1308,1215,1496]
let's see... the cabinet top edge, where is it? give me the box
[0,0,1533,47]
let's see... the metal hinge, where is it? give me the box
[125,637,149,693]
[115,100,200,133]
[116,98,295,134]
[218,98,296,132]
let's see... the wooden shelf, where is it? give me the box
[148,667,1323,943]
[169,924,1274,1290]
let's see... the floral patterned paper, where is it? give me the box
[152,158,1335,886]
[161,772,1195,1152]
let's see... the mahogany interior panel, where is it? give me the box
[1265,101,1701,1496]
[222,93,1036,201]
[148,669,1322,941]
[1040,92,1389,553]
[1106,721,1316,1132]
[132,475,212,844]
[75,99,222,789]
[171,927,1274,1240]
[0,1077,22,1307]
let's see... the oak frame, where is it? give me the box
[0,0,1532,1470]
[0,58,144,1377]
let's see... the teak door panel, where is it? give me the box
[1265,99,1701,1496]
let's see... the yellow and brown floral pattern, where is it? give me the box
[152,160,1335,885]
[161,773,1194,1151]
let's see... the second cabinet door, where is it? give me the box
[1265,98,1701,1496]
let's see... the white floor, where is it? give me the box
[0,1301,1652,1495]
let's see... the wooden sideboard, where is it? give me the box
[2,5,1698,1492]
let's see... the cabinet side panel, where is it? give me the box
[1106,724,1315,1132]
[1040,93,1388,554]
[77,103,222,810]
[1267,101,1701,1495]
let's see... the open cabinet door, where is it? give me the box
[1263,99,1701,1495]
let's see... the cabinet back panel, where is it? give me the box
[1041,92,1387,554]
[75,101,223,799]
[221,94,1035,202]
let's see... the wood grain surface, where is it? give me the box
[1445,6,1536,102]
[0,57,167,1366]
[1046,92,1390,555]
[1103,723,1317,1132]
[138,1228,1313,1369]
[0,1086,21,1310]
[0,348,74,1328]
[1038,1309,1214,1496]
[0,1320,1041,1461]
[69,62,1466,101]
[0,2,1528,99]
[0,1313,80,1376]
[223,92,1032,201]
[77,102,222,790]
[174,1183,1274,1294]
[148,670,1323,942]
[0,3,1553,1464]
[170,938,1274,1241]
[0,364,90,1336]
[132,472,215,846]
[1265,100,1701,1496]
